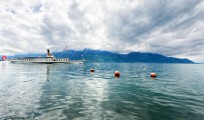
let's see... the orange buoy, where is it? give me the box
[150,72,157,78]
[90,68,94,72]
[115,71,120,77]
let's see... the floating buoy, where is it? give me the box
[150,72,157,78]
[115,71,120,77]
[90,68,94,72]
[2,55,7,61]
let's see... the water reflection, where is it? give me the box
[46,65,50,81]
[37,63,110,119]
[1,63,204,119]
[0,63,48,119]
[1,61,7,71]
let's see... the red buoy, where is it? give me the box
[2,55,7,61]
[115,71,120,78]
[90,68,94,72]
[150,73,156,78]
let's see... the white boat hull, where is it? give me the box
[9,58,85,64]
[10,60,71,64]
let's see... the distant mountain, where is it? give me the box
[52,49,194,63]
[2,49,194,63]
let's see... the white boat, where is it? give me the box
[9,49,85,64]
[69,60,85,64]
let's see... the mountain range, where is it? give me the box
[3,49,194,63]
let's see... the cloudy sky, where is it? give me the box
[0,0,204,62]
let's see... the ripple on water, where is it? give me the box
[0,63,204,119]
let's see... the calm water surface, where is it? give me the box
[0,62,204,120]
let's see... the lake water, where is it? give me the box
[0,62,204,120]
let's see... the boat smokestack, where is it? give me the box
[47,49,51,57]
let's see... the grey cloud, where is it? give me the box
[103,0,204,62]
[41,16,71,44]
[107,0,201,42]
[33,3,42,13]
[0,0,204,62]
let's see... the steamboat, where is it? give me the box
[9,49,85,64]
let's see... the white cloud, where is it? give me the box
[0,0,204,62]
